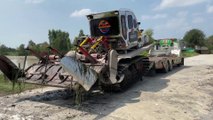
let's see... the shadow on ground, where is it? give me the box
[16,66,189,119]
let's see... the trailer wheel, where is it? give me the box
[147,64,156,76]
[162,62,169,73]
[177,58,184,67]
[181,58,184,65]
[168,61,173,71]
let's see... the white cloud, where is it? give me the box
[154,17,192,39]
[192,12,203,16]
[177,11,188,17]
[70,9,94,17]
[25,0,44,4]
[207,5,213,13]
[192,17,204,23]
[155,0,206,10]
[142,14,167,20]
[164,18,189,30]
[154,13,191,34]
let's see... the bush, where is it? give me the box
[182,51,199,57]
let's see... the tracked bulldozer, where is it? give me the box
[0,9,154,92]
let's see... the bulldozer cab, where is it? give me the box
[87,9,139,49]
[158,39,179,49]
[150,38,181,56]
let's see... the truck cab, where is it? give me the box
[87,9,144,50]
[150,38,181,57]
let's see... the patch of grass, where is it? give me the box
[182,51,199,57]
[0,74,40,96]
[141,51,149,57]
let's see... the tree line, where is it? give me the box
[0,28,212,56]
[144,28,213,51]
[0,29,85,56]
[182,29,213,50]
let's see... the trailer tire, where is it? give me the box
[177,58,184,67]
[181,58,184,65]
[162,62,169,73]
[147,64,156,76]
[168,61,173,71]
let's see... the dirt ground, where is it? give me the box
[0,55,213,120]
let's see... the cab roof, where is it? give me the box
[86,9,133,20]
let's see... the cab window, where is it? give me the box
[128,15,133,29]
[134,19,137,28]
[121,15,127,39]
[90,16,119,36]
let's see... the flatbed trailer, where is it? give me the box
[148,56,184,73]
[145,38,184,74]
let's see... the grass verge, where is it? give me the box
[182,51,199,57]
[0,74,40,96]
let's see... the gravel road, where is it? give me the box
[0,54,213,120]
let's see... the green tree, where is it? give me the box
[17,44,26,56]
[206,35,213,50]
[183,29,205,48]
[48,29,71,53]
[0,43,17,55]
[0,44,8,55]
[144,29,155,43]
[27,40,38,51]
[28,40,36,47]
[26,40,50,56]
[73,29,85,45]
[28,40,36,48]
[37,42,49,52]
[78,29,85,37]
[72,29,86,50]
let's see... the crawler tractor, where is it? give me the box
[0,9,154,93]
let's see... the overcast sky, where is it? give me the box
[0,0,212,48]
